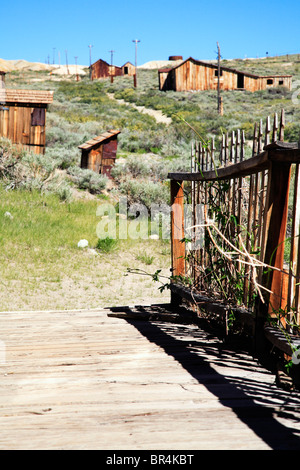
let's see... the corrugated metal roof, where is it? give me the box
[78,130,121,150]
[4,89,54,104]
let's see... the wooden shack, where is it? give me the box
[90,59,123,80]
[90,59,110,80]
[78,129,120,178]
[158,57,292,92]
[0,89,53,154]
[122,62,135,76]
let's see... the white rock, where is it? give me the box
[4,211,13,219]
[149,234,159,240]
[78,239,89,248]
[87,248,99,256]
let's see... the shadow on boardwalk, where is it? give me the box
[109,303,300,450]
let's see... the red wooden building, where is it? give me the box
[78,129,120,178]
[90,59,123,80]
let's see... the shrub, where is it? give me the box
[96,237,118,253]
[45,146,81,169]
[68,167,108,194]
[119,179,169,209]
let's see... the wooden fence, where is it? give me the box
[168,110,300,361]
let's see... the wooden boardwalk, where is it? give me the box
[0,303,300,450]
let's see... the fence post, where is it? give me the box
[170,179,185,306]
[256,157,292,351]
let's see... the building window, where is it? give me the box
[267,79,274,85]
[279,80,284,85]
[31,108,45,126]
[214,69,223,77]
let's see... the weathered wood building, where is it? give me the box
[158,57,292,92]
[78,129,120,178]
[122,61,135,76]
[0,89,54,154]
[90,59,123,80]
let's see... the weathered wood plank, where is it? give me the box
[0,306,300,450]
[170,180,185,278]
[168,146,300,182]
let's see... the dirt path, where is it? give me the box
[107,93,172,125]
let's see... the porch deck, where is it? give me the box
[0,304,300,450]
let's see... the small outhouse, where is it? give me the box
[0,88,53,154]
[122,62,135,76]
[78,129,120,178]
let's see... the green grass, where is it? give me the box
[0,187,171,310]
[0,187,99,277]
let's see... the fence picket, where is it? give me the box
[172,110,300,340]
[279,109,285,141]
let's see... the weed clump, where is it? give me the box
[67,167,108,194]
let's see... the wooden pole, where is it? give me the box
[132,39,140,88]
[170,179,185,306]
[217,42,222,115]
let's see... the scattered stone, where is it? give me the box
[77,239,89,248]
[87,248,99,256]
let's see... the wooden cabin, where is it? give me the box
[90,59,123,80]
[90,59,110,79]
[0,89,53,154]
[110,65,123,77]
[122,62,135,76]
[158,57,292,92]
[78,129,120,178]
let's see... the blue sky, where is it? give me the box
[1,0,300,66]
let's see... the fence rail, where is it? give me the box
[168,110,300,361]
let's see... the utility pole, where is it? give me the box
[53,47,56,65]
[109,49,115,83]
[75,56,79,81]
[88,44,93,80]
[217,42,223,115]
[65,50,69,75]
[132,39,140,87]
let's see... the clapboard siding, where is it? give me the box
[0,90,53,154]
[159,57,292,92]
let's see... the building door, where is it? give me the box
[237,73,244,89]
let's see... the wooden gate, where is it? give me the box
[168,110,300,360]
